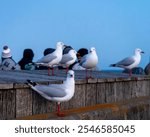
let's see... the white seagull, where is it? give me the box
[110,48,144,76]
[36,42,65,76]
[80,47,98,79]
[27,70,75,117]
[60,48,77,73]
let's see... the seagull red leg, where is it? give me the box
[86,69,93,79]
[57,102,60,114]
[56,102,65,117]
[129,69,138,80]
[66,66,68,74]
[89,69,93,78]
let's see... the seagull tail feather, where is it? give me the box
[110,64,116,67]
[26,79,37,87]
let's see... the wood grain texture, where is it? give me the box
[0,90,16,119]
[16,88,32,118]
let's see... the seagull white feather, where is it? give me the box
[80,47,98,78]
[60,49,77,68]
[27,70,75,116]
[80,47,98,69]
[110,48,144,75]
[36,42,65,75]
[36,42,65,66]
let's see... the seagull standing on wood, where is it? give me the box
[27,70,75,117]
[36,42,65,76]
[110,48,144,76]
[80,47,98,79]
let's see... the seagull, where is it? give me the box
[27,70,75,117]
[110,48,144,76]
[36,42,65,76]
[60,46,77,73]
[80,47,98,79]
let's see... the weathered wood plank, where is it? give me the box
[0,83,13,89]
[132,80,150,97]
[61,84,86,111]
[105,83,116,103]
[32,91,47,115]
[46,101,57,113]
[114,82,131,102]
[2,91,7,119]
[0,90,16,119]
[97,82,116,104]
[96,83,107,104]
[85,84,97,106]
[6,90,16,119]
[0,91,3,119]
[16,89,32,118]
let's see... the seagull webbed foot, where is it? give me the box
[56,112,65,117]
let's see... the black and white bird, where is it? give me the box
[110,48,144,76]
[60,46,77,73]
[27,70,75,117]
[80,47,98,79]
[36,42,65,75]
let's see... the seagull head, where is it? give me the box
[67,70,74,78]
[56,42,65,49]
[89,47,96,53]
[135,48,144,55]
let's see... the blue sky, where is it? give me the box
[0,0,150,70]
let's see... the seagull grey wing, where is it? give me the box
[80,55,88,65]
[60,55,74,64]
[37,54,57,63]
[116,57,135,66]
[34,84,67,97]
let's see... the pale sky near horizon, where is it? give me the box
[0,0,150,70]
